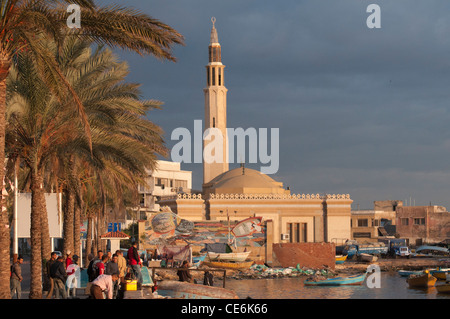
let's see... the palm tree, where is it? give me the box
[54,37,165,259]
[0,0,183,298]
[7,36,168,298]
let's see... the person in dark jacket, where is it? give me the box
[50,256,67,299]
[177,260,192,283]
[10,256,23,299]
[203,271,214,286]
[44,252,58,299]
[106,254,120,298]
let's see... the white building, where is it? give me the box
[138,160,192,215]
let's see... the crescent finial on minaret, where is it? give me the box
[210,17,219,44]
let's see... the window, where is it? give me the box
[357,219,368,227]
[300,223,307,242]
[207,69,210,86]
[212,68,216,85]
[155,178,169,188]
[174,180,188,189]
[414,218,425,225]
[213,117,216,128]
[218,68,222,86]
[288,223,307,243]
[372,219,380,227]
[353,232,371,238]
[401,218,409,226]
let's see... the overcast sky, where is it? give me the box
[100,0,450,209]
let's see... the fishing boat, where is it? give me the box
[304,273,366,286]
[406,271,437,288]
[190,254,207,269]
[411,245,449,258]
[231,217,263,238]
[429,268,450,280]
[436,283,450,294]
[207,251,251,262]
[203,260,254,270]
[204,243,251,262]
[155,280,239,299]
[398,270,423,277]
[358,253,378,263]
[335,255,347,264]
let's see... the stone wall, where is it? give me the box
[272,242,335,270]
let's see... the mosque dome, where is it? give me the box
[203,166,289,195]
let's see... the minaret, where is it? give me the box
[203,17,229,185]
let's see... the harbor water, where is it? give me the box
[225,272,450,299]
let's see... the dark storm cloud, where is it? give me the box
[101,0,450,209]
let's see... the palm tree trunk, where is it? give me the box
[63,156,76,256]
[85,214,93,266]
[0,54,11,299]
[63,186,75,257]
[93,215,98,254]
[30,167,44,299]
[37,170,52,296]
[73,202,81,258]
[39,174,51,266]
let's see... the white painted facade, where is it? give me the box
[138,160,192,213]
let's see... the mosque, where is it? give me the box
[157,18,352,252]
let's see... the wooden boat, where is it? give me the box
[398,270,423,277]
[436,283,450,294]
[203,260,254,270]
[231,217,263,237]
[304,273,366,286]
[406,272,437,288]
[191,254,207,269]
[359,253,378,263]
[429,268,450,280]
[207,251,251,262]
[335,255,347,264]
[412,246,449,257]
[156,280,239,299]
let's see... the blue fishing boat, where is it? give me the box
[304,273,366,286]
[412,246,449,257]
[191,253,207,268]
[398,270,423,277]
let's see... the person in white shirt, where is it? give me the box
[90,273,119,299]
[66,254,80,298]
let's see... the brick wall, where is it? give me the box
[272,242,335,270]
[396,206,450,243]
